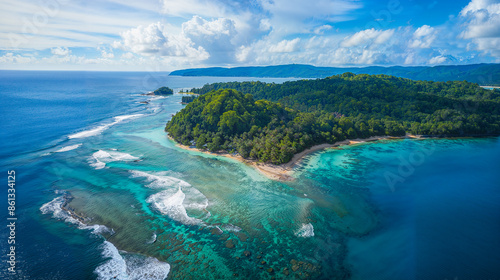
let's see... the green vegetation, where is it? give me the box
[153,86,174,95]
[170,63,500,86]
[166,73,500,164]
[181,95,198,103]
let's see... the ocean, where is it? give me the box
[0,71,499,280]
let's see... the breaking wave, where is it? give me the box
[95,241,170,280]
[295,223,315,238]
[68,114,143,139]
[89,150,140,169]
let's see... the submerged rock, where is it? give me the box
[282,268,290,276]
[225,239,235,249]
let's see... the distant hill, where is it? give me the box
[169,64,500,85]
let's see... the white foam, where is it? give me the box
[146,232,157,244]
[40,196,114,235]
[221,224,242,232]
[129,170,190,189]
[40,196,81,225]
[295,223,315,238]
[95,241,170,280]
[131,170,209,226]
[113,114,144,122]
[69,114,143,139]
[81,224,115,235]
[90,150,140,169]
[55,144,82,153]
[95,241,128,279]
[147,187,203,225]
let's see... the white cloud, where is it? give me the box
[341,28,395,47]
[459,0,500,57]
[113,22,209,60]
[409,25,437,48]
[113,16,240,64]
[0,53,35,64]
[314,25,333,35]
[0,0,160,50]
[429,55,447,64]
[259,0,361,36]
[268,38,300,53]
[114,22,167,54]
[259,19,271,32]
[161,0,227,18]
[51,47,71,56]
[98,45,114,58]
[181,16,238,63]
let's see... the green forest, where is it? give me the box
[166,73,500,164]
[153,86,173,95]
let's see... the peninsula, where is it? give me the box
[166,73,500,179]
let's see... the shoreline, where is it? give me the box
[169,135,422,181]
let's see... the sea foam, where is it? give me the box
[130,170,209,225]
[40,195,114,235]
[68,114,143,139]
[90,150,140,169]
[295,223,315,238]
[55,143,82,153]
[95,241,170,280]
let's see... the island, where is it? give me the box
[166,73,500,180]
[146,86,174,96]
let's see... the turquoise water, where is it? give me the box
[1,71,499,279]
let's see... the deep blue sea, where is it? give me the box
[0,71,499,280]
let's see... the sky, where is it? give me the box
[0,0,499,71]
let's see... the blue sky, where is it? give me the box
[0,0,499,70]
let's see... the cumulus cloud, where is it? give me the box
[51,47,71,56]
[409,25,438,48]
[98,45,114,59]
[113,23,168,54]
[113,22,209,60]
[459,0,500,57]
[460,0,500,38]
[429,55,448,64]
[268,38,300,53]
[0,53,35,64]
[341,28,395,47]
[181,16,237,63]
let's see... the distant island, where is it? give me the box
[146,86,174,95]
[169,63,500,86]
[165,73,500,180]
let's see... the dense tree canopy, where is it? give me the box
[153,86,174,95]
[166,74,500,164]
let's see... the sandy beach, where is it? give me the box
[169,135,421,181]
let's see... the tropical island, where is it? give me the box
[166,73,500,180]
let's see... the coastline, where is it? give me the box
[168,134,422,181]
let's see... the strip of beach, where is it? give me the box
[169,135,422,181]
